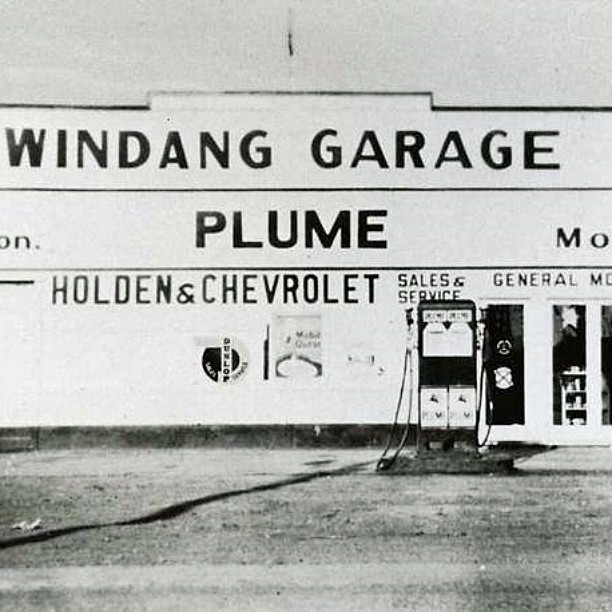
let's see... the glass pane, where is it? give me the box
[602,306,612,424]
[553,305,586,425]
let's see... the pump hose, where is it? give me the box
[376,346,413,471]
[476,362,493,448]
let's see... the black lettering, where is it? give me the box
[135,275,151,304]
[233,211,263,248]
[557,227,581,248]
[159,131,188,169]
[57,130,67,168]
[591,233,609,249]
[396,131,425,168]
[311,129,341,168]
[240,130,271,169]
[202,275,216,303]
[242,274,257,304]
[73,276,88,304]
[525,131,560,169]
[358,210,387,248]
[222,274,238,303]
[156,276,172,304]
[115,276,130,304]
[322,275,339,303]
[350,131,389,168]
[364,273,378,303]
[78,130,108,168]
[481,130,511,169]
[305,210,350,248]
[283,275,299,303]
[6,128,45,167]
[93,277,109,304]
[263,275,280,303]
[52,275,68,304]
[196,212,227,248]
[119,131,150,168]
[200,132,229,168]
[303,274,319,303]
[344,274,359,303]
[269,211,298,248]
[434,131,472,168]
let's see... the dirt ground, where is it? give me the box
[2,446,612,610]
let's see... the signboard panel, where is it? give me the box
[1,93,612,445]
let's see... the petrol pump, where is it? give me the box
[377,299,521,473]
[417,300,478,451]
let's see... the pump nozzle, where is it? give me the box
[405,308,416,350]
[477,307,488,351]
[405,308,415,328]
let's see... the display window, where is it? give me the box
[553,305,587,426]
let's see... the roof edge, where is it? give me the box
[0,91,609,112]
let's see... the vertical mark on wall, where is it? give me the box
[287,5,294,57]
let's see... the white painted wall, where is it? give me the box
[0,99,609,447]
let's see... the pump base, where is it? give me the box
[376,450,516,474]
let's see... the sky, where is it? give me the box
[0,0,610,107]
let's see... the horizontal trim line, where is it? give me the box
[0,187,610,193]
[1,91,612,112]
[154,90,435,99]
[0,103,148,111]
[1,266,611,273]
[0,279,34,285]
[433,105,612,113]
